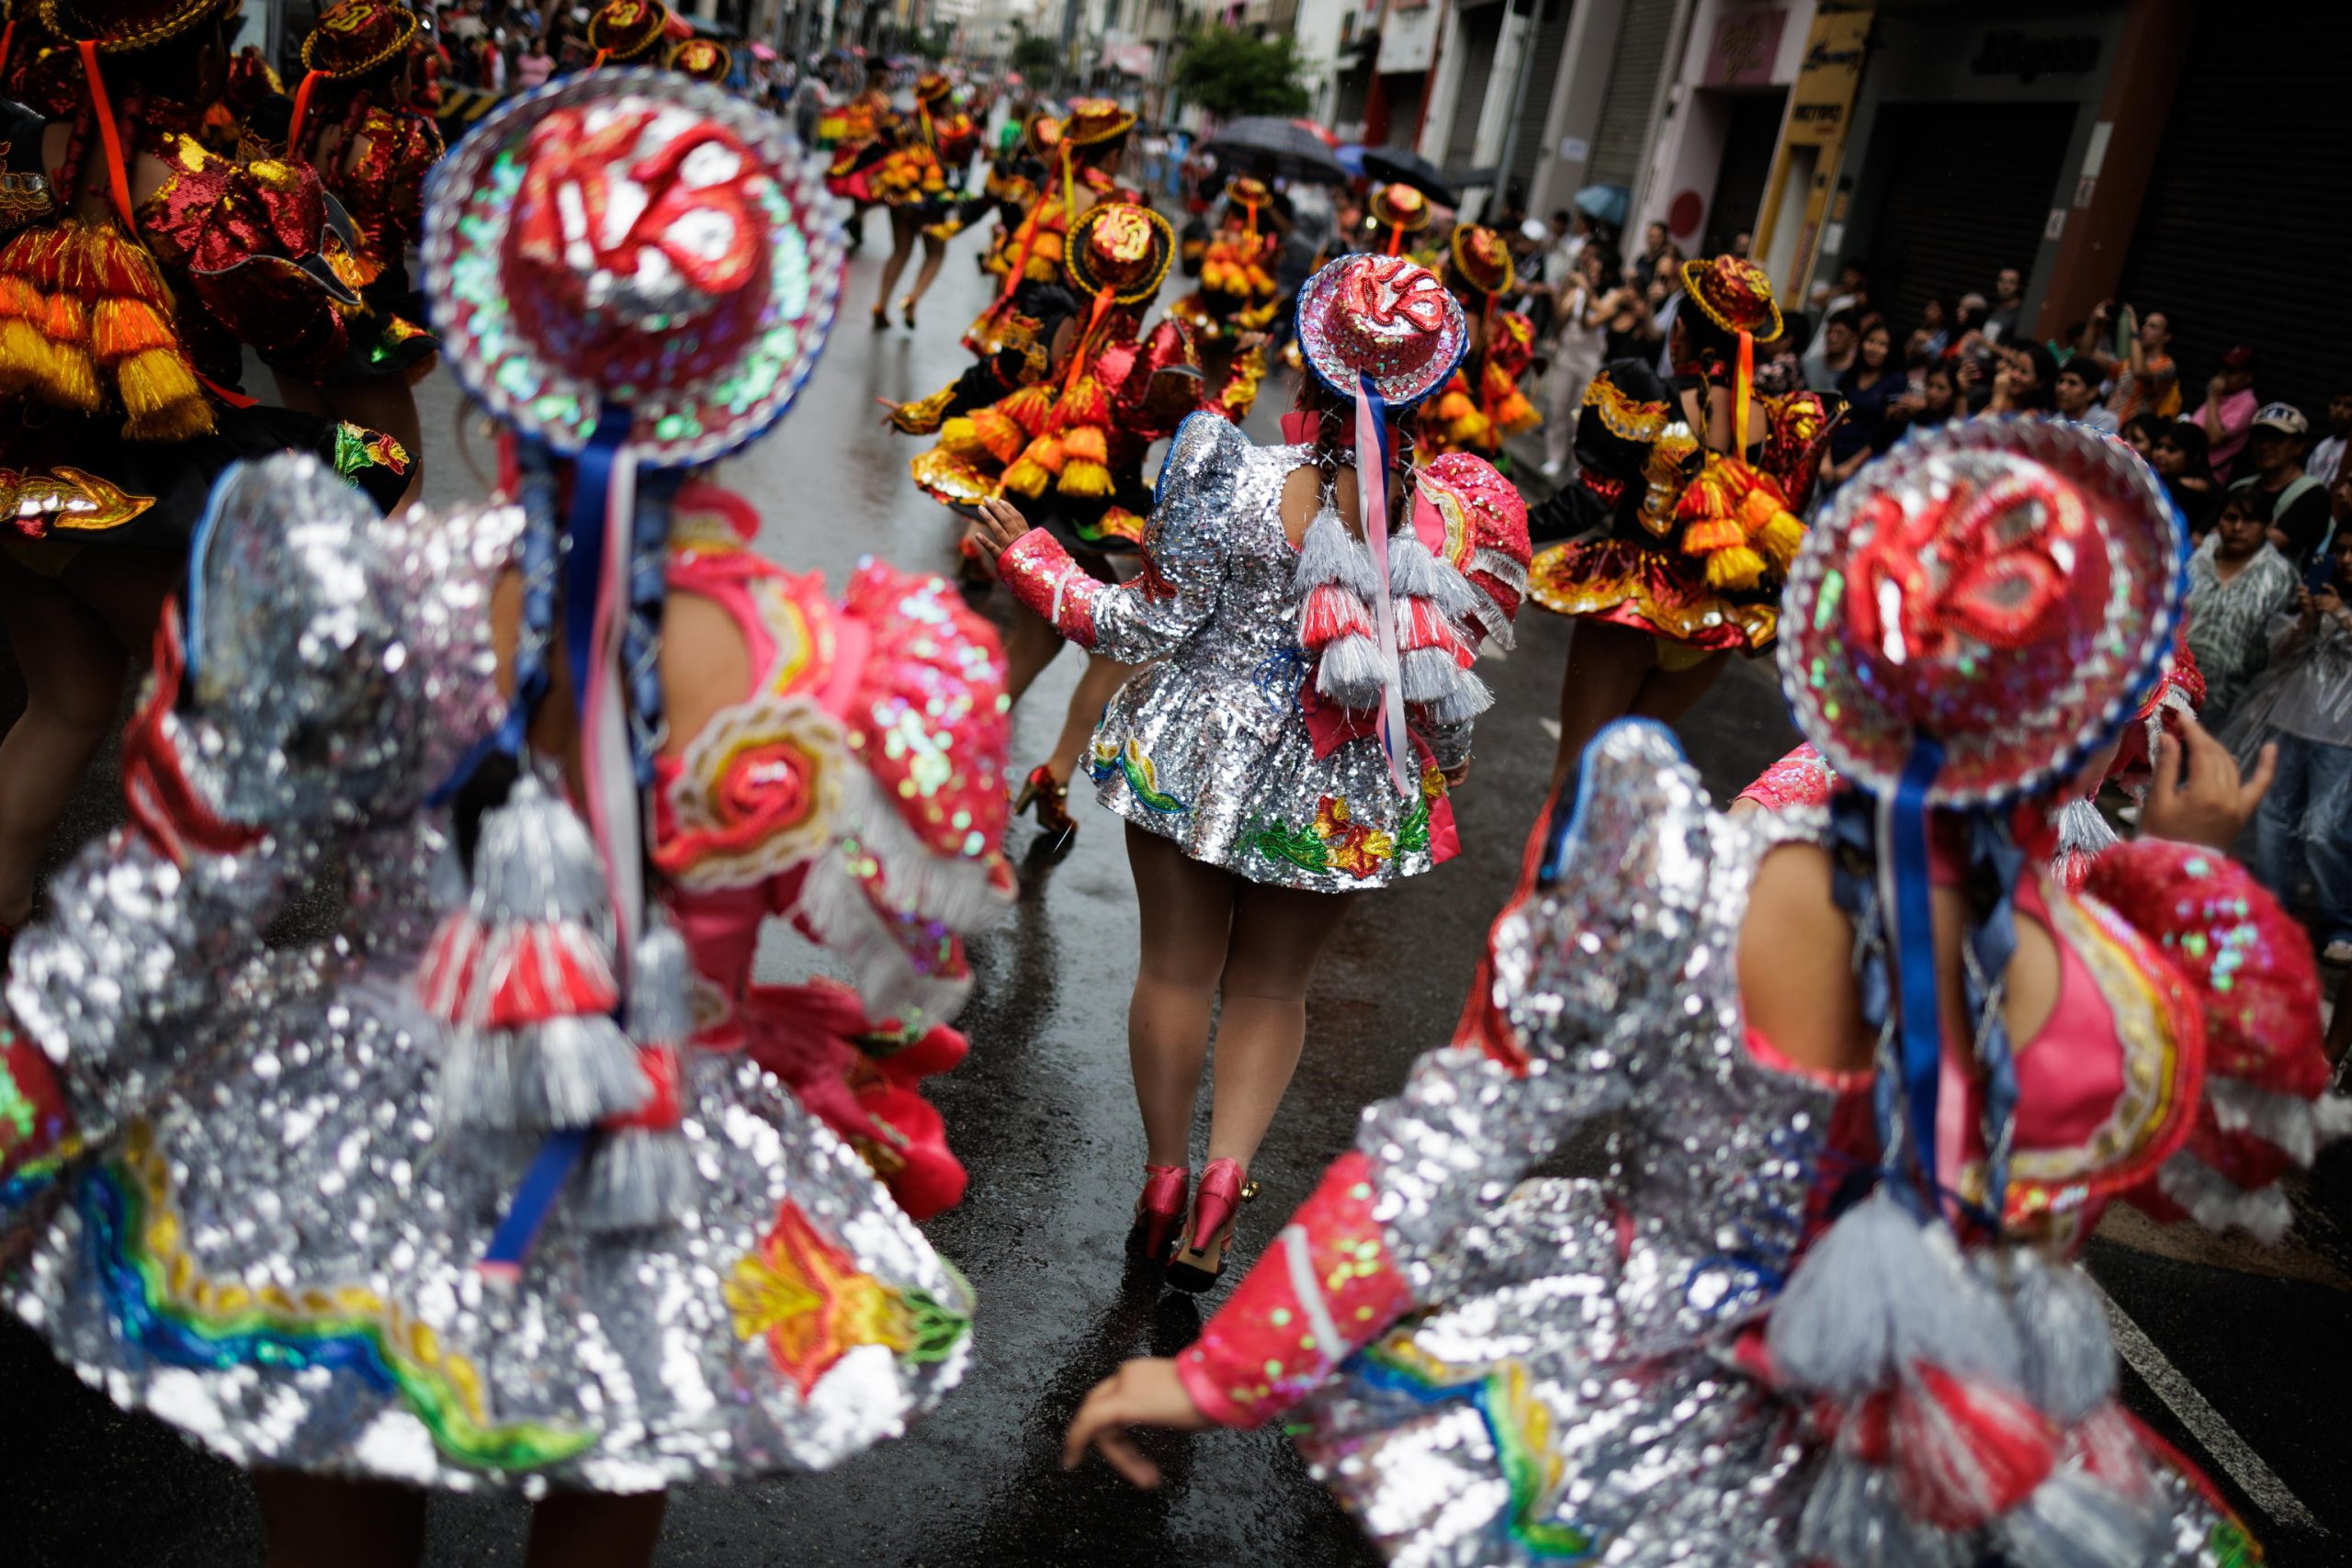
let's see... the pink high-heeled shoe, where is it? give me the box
[1130,1163,1190,1259]
[1166,1157,1256,1293]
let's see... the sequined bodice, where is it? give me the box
[1165,439,1317,675]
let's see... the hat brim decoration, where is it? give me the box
[666,37,728,83]
[423,69,842,468]
[1680,254,1783,344]
[1295,251,1466,410]
[1063,101,1136,146]
[586,0,668,62]
[1450,224,1513,297]
[300,0,417,77]
[1065,201,1173,308]
[38,0,228,51]
[1780,418,2185,810]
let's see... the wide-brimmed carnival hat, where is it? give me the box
[1062,97,1135,147]
[423,70,842,468]
[1449,223,1514,296]
[1679,253,1782,344]
[912,70,951,104]
[1367,182,1430,255]
[37,0,230,51]
[300,0,414,76]
[586,0,668,62]
[666,35,728,83]
[1295,251,1467,410]
[1024,112,1063,156]
[1066,200,1173,306]
[1779,417,2185,808]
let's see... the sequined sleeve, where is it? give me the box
[1736,742,1838,813]
[140,141,356,378]
[1179,723,1722,1427]
[996,412,1238,660]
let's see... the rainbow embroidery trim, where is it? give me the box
[1352,1341,1598,1561]
[86,1133,596,1472]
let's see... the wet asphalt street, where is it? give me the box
[5,222,2350,1568]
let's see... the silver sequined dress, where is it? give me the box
[1001,413,1520,894]
[0,459,974,1495]
[1173,723,2256,1567]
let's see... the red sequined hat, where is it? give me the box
[1779,419,2185,807]
[1368,182,1430,235]
[1065,201,1174,306]
[300,0,417,77]
[666,36,728,83]
[1680,254,1783,343]
[1062,97,1135,147]
[1449,223,1514,296]
[423,73,842,467]
[1295,252,1466,408]
[585,0,668,62]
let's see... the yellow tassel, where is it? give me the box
[1015,434,1065,476]
[938,416,989,458]
[1680,519,1745,556]
[1060,424,1108,464]
[0,318,100,412]
[1096,507,1147,544]
[1704,544,1767,593]
[1001,457,1051,497]
[117,347,214,441]
[969,407,1027,463]
[1058,459,1113,497]
[1436,389,1476,423]
[90,298,178,362]
[1758,511,1805,574]
[1000,385,1056,437]
[1447,411,1491,446]
[1497,392,1540,434]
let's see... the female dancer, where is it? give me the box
[821,53,892,253]
[1423,221,1541,463]
[276,0,444,509]
[868,71,968,330]
[1066,418,2339,1567]
[1528,254,1840,784]
[1167,173,1280,418]
[911,202,1201,856]
[0,0,408,965]
[970,253,1529,1289]
[3,74,1010,1566]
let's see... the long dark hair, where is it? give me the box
[1292,372,1422,526]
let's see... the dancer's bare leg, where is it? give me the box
[1549,618,1665,788]
[1003,604,1065,705]
[254,1472,426,1568]
[1201,880,1355,1168]
[1043,652,1130,784]
[904,231,950,319]
[524,1489,669,1568]
[875,209,918,320]
[1124,823,1235,1167]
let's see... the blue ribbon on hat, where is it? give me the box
[1877,736,1946,1216]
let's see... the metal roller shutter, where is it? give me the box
[1589,0,1677,191]
[1507,0,1575,199]
[1863,101,2078,339]
[2116,4,2352,418]
[1443,4,1506,175]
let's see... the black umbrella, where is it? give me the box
[1359,145,1456,208]
[1202,117,1348,185]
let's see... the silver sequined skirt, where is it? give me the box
[1087,660,1445,894]
[6,978,970,1495]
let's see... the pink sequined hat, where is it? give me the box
[423,71,842,467]
[1779,418,2187,807]
[1295,252,1466,409]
